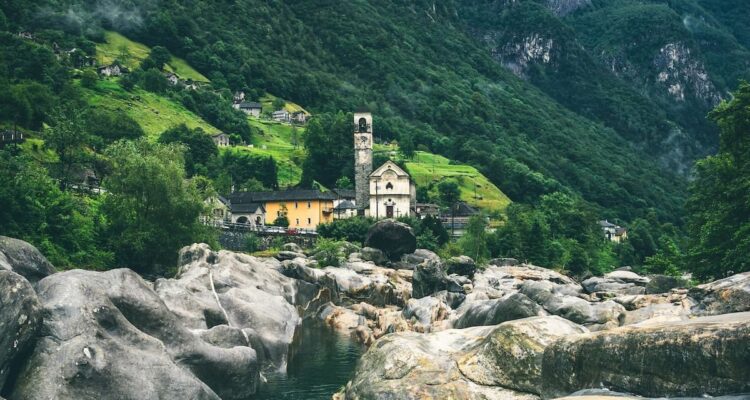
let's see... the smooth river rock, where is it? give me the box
[689,271,750,315]
[0,236,56,283]
[0,271,42,390]
[343,316,586,399]
[9,268,258,400]
[542,312,750,398]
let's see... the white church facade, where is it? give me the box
[353,111,416,218]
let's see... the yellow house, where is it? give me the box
[228,189,336,230]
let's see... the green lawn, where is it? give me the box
[405,151,511,213]
[259,94,310,114]
[81,79,220,139]
[96,31,210,83]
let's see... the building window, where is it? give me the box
[296,218,300,225]
[386,182,394,190]
[307,218,311,225]
[307,201,311,208]
[295,202,299,209]
[277,211,282,217]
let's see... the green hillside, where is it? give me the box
[405,151,511,213]
[96,31,210,83]
[81,79,220,138]
[244,118,305,186]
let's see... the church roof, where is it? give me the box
[370,160,409,178]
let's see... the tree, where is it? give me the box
[438,180,461,207]
[86,109,144,149]
[291,126,300,149]
[335,176,353,189]
[0,151,112,269]
[272,97,285,110]
[101,139,212,275]
[400,132,415,159]
[141,68,168,93]
[141,46,171,71]
[459,215,489,261]
[159,124,218,176]
[686,82,750,280]
[44,107,91,187]
[301,112,354,187]
[80,69,98,88]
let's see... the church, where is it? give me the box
[353,111,416,218]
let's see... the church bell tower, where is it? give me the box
[353,112,373,215]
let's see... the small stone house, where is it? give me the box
[291,111,307,124]
[97,64,123,77]
[164,72,179,85]
[599,220,628,243]
[272,110,290,122]
[212,133,230,147]
[236,102,262,117]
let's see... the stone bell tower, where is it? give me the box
[353,111,373,216]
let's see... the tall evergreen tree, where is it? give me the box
[686,82,750,280]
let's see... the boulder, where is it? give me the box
[343,316,586,399]
[9,268,258,400]
[454,292,547,328]
[402,296,451,332]
[645,274,687,294]
[689,272,750,315]
[521,281,625,330]
[393,249,440,270]
[281,242,303,253]
[0,271,42,390]
[360,247,388,265]
[458,316,588,394]
[542,312,750,398]
[275,250,306,261]
[446,255,477,278]
[582,276,645,296]
[156,244,320,370]
[364,219,417,260]
[0,236,56,283]
[412,258,448,298]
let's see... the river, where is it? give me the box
[254,320,365,400]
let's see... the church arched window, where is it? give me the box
[358,118,368,133]
[386,182,394,190]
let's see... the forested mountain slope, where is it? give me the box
[7,0,747,225]
[458,0,750,174]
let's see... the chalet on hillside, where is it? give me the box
[97,64,125,77]
[233,91,245,103]
[291,111,307,124]
[164,72,179,85]
[272,110,290,122]
[212,133,230,147]
[599,220,628,243]
[236,102,262,117]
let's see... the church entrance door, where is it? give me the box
[386,205,394,218]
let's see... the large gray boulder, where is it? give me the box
[454,292,547,328]
[364,219,417,260]
[156,244,320,370]
[542,312,750,398]
[0,236,55,283]
[646,274,687,294]
[0,271,42,390]
[360,247,388,265]
[412,258,448,299]
[582,270,650,297]
[689,271,750,315]
[9,268,258,400]
[342,316,586,399]
[446,255,477,279]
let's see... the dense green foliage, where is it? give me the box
[686,82,750,280]
[0,0,693,224]
[102,139,214,275]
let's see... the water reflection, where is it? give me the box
[254,320,364,400]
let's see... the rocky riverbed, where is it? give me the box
[1,223,749,399]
